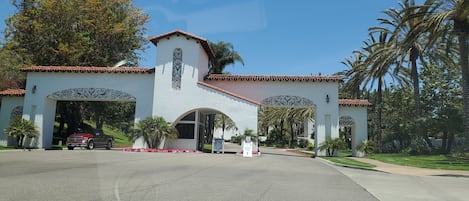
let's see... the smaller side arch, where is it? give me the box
[10,106,23,119]
[339,115,354,127]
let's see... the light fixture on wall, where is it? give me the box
[32,85,37,94]
[326,94,329,103]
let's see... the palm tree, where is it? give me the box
[4,118,39,148]
[403,0,469,149]
[209,41,244,74]
[261,106,315,147]
[214,114,238,140]
[338,51,367,99]
[370,0,438,127]
[360,32,410,151]
[130,116,178,149]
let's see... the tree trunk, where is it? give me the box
[377,81,383,152]
[410,48,422,139]
[447,133,455,154]
[289,119,294,148]
[442,131,448,154]
[456,25,469,151]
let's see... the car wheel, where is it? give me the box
[87,141,95,150]
[106,141,112,150]
[67,146,74,150]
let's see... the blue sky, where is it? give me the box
[0,0,401,76]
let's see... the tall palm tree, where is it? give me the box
[360,32,410,151]
[403,0,469,149]
[370,0,438,129]
[338,51,367,99]
[209,41,244,74]
[214,114,238,140]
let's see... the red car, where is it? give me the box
[66,130,114,150]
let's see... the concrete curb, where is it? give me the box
[0,148,46,152]
[316,157,388,173]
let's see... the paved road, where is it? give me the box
[0,148,377,201]
[332,164,469,201]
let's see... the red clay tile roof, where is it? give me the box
[148,29,215,60]
[197,82,261,106]
[21,66,155,74]
[205,74,343,82]
[339,99,371,107]
[0,89,26,96]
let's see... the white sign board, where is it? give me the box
[243,141,253,157]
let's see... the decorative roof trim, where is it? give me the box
[197,82,261,106]
[205,74,343,82]
[0,89,26,96]
[339,99,372,107]
[149,29,215,60]
[21,66,155,74]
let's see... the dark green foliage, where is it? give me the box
[318,137,346,157]
[4,0,149,66]
[356,140,376,155]
[4,118,39,148]
[209,41,244,74]
[130,116,178,148]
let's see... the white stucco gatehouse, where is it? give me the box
[0,30,371,156]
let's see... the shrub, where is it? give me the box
[306,142,314,151]
[356,140,376,155]
[319,137,345,156]
[298,138,309,148]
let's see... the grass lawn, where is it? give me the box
[100,124,133,147]
[368,153,469,171]
[322,157,376,168]
[0,146,16,150]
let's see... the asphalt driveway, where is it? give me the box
[0,148,377,201]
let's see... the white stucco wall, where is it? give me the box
[22,72,155,148]
[205,80,339,156]
[0,96,24,146]
[339,106,368,156]
[152,34,258,150]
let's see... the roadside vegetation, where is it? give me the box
[368,153,469,171]
[323,157,376,169]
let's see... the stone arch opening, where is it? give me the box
[41,88,137,149]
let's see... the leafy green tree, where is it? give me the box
[0,48,26,91]
[3,0,149,136]
[402,0,469,149]
[4,118,39,148]
[421,60,464,153]
[4,0,149,66]
[130,116,178,149]
[370,0,440,137]
[209,41,244,74]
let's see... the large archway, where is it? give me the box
[259,95,316,151]
[36,88,138,149]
